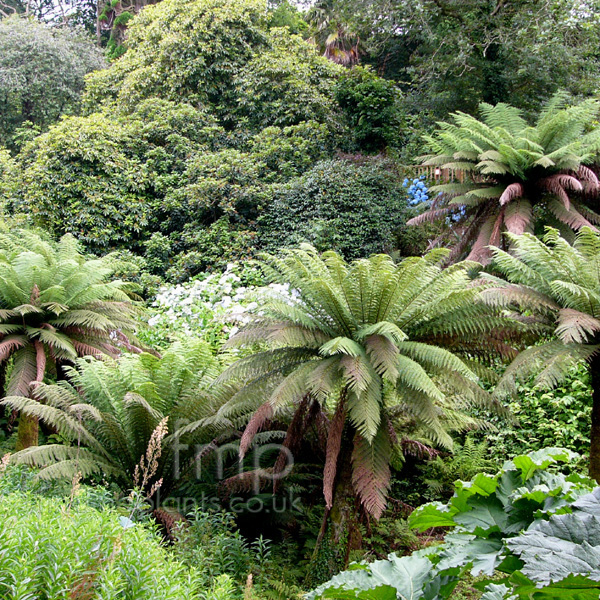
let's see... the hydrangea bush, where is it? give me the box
[142,263,292,349]
[402,175,430,206]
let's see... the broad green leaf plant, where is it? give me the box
[310,448,599,600]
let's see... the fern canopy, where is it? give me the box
[483,227,600,388]
[1,339,222,496]
[410,95,600,264]
[481,227,600,480]
[217,245,514,518]
[0,230,143,448]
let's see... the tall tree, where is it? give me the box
[481,227,600,481]
[409,96,600,263]
[0,230,140,449]
[313,0,600,118]
[306,0,360,65]
[0,16,105,149]
[214,245,514,573]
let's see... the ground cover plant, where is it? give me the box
[0,486,236,599]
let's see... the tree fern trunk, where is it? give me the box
[307,433,363,586]
[589,352,600,483]
[16,414,38,450]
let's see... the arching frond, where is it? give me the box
[413,95,600,263]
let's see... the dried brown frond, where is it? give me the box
[133,416,168,496]
[239,402,273,459]
[351,428,391,520]
[219,468,274,498]
[323,397,346,510]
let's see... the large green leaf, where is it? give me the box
[507,572,600,600]
[308,555,440,600]
[409,501,458,532]
[435,534,505,575]
[454,495,509,537]
[480,583,515,600]
[322,586,396,599]
[507,490,600,585]
[510,447,578,482]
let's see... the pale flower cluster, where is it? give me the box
[147,263,293,341]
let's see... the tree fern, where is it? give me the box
[410,95,600,263]
[0,230,141,449]
[481,227,600,480]
[1,340,222,498]
[213,245,516,541]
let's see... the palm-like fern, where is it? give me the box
[1,340,222,496]
[480,226,600,480]
[409,95,600,263]
[214,245,515,524]
[0,230,141,448]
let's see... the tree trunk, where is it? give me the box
[589,352,600,483]
[16,414,38,450]
[307,434,363,587]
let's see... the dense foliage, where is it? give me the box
[15,100,219,252]
[0,231,140,449]
[0,16,105,150]
[2,340,220,497]
[480,227,600,479]
[310,0,600,119]
[215,244,517,576]
[1,0,599,596]
[3,0,414,275]
[310,448,599,600]
[259,160,409,259]
[0,490,233,599]
[482,362,591,467]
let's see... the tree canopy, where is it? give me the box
[0,16,105,149]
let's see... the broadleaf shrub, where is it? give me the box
[479,362,591,468]
[309,448,599,600]
[258,159,409,259]
[335,66,404,151]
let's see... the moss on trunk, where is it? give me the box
[15,413,39,451]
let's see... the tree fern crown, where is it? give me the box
[218,245,512,518]
[481,226,600,395]
[0,231,141,399]
[410,94,600,264]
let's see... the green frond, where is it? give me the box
[395,342,476,380]
[356,322,408,345]
[11,445,124,481]
[346,381,381,442]
[320,336,365,357]
[395,354,444,402]
[268,363,315,412]
[306,356,342,400]
[364,335,399,381]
